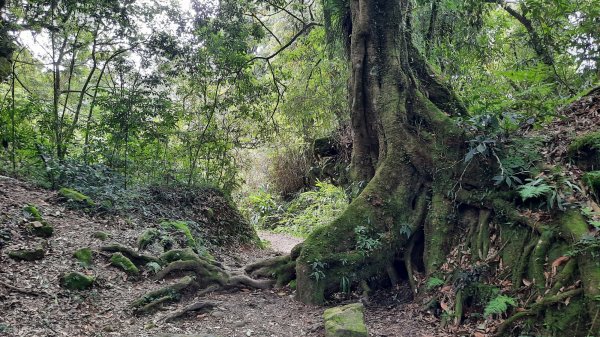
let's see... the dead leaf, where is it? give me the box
[440,301,449,312]
[522,279,532,287]
[551,256,570,276]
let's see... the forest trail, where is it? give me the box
[0,177,445,337]
[257,231,303,254]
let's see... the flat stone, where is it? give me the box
[323,303,368,337]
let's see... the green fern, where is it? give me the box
[518,178,553,201]
[484,295,517,317]
[426,277,445,290]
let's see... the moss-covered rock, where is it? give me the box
[28,221,54,238]
[323,303,368,337]
[23,205,54,238]
[73,248,93,267]
[138,228,161,250]
[7,247,45,261]
[60,272,95,290]
[110,252,139,275]
[58,188,95,206]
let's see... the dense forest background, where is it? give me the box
[1,0,600,335]
[1,0,597,198]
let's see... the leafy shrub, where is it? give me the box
[268,145,311,197]
[275,181,348,237]
[242,189,282,229]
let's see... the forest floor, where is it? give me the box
[0,176,447,337]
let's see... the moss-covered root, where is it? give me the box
[110,252,140,275]
[161,300,219,323]
[131,276,197,313]
[101,243,160,265]
[160,248,202,265]
[157,259,275,291]
[243,255,296,286]
[495,288,583,336]
[559,211,600,333]
[531,230,554,291]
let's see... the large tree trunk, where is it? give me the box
[293,3,599,335]
[296,0,468,304]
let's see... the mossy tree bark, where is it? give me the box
[296,0,473,304]
[290,2,599,334]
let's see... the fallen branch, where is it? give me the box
[0,279,42,296]
[161,300,220,322]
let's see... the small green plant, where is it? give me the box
[275,181,349,237]
[310,260,327,282]
[518,178,553,201]
[484,295,517,318]
[340,275,350,294]
[399,224,411,238]
[581,206,600,230]
[354,223,382,256]
[426,277,445,290]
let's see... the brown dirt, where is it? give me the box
[0,176,445,337]
[257,231,302,254]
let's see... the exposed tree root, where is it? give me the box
[160,300,220,322]
[495,288,583,336]
[132,256,276,314]
[101,243,160,265]
[131,275,197,313]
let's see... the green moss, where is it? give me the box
[568,131,600,153]
[8,247,45,261]
[110,252,139,275]
[542,296,587,336]
[91,231,110,241]
[288,279,297,290]
[60,272,95,290]
[22,204,54,238]
[161,221,197,249]
[137,228,160,250]
[159,248,200,264]
[23,204,43,221]
[583,171,600,195]
[58,188,95,206]
[323,303,368,337]
[73,248,93,267]
[28,221,54,238]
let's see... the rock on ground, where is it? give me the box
[323,303,368,337]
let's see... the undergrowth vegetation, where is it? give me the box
[241,181,348,237]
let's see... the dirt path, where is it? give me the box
[257,231,303,254]
[0,177,445,337]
